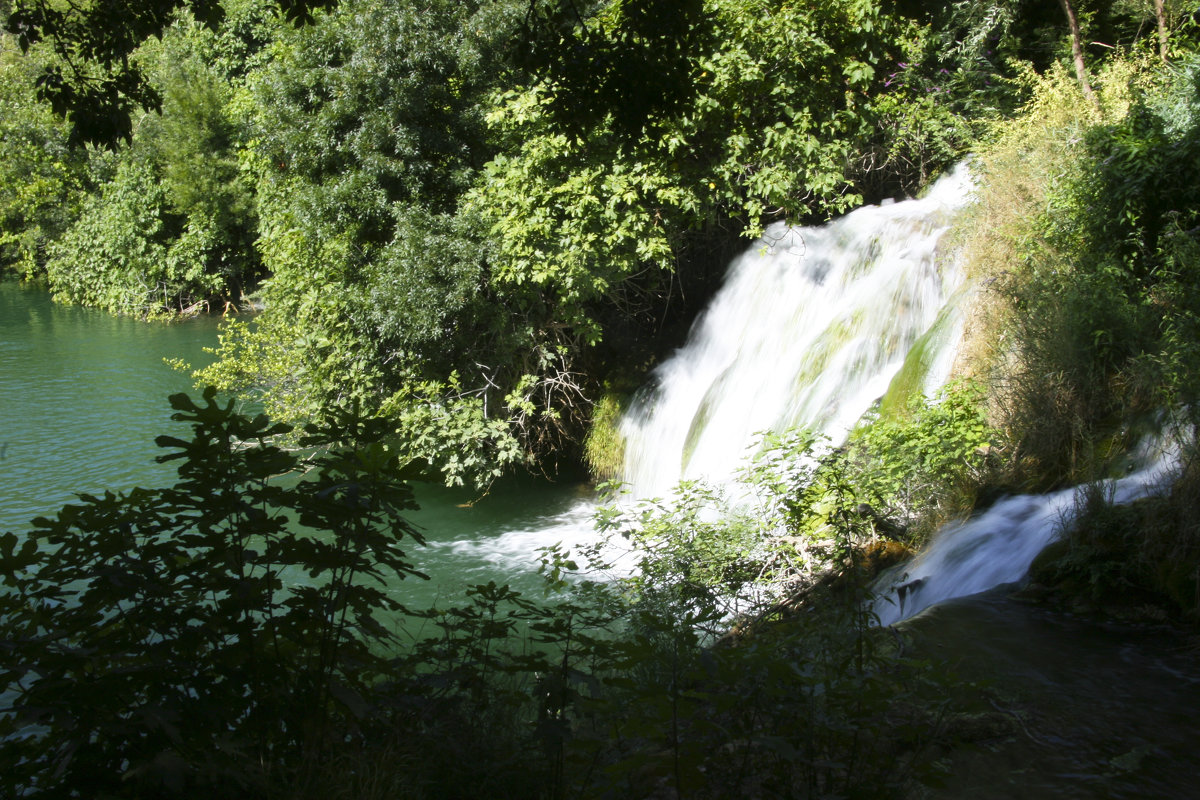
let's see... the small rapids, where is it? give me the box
[872,442,1182,626]
[454,165,976,573]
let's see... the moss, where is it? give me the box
[1028,538,1071,584]
[584,390,627,482]
[681,381,719,472]
[789,311,865,401]
[878,290,965,420]
[1156,559,1200,615]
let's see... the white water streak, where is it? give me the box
[619,165,975,498]
[872,446,1181,627]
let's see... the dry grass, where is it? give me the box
[945,55,1169,489]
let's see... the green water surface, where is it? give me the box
[0,279,590,607]
[0,279,223,530]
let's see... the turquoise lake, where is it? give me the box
[0,278,592,608]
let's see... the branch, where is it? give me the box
[1058,0,1100,116]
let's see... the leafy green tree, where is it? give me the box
[0,31,94,276]
[847,382,995,533]
[38,6,274,315]
[197,0,994,483]
[196,0,540,484]
[147,14,261,281]
[0,388,425,797]
[472,0,963,359]
[517,0,711,143]
[3,0,333,146]
[44,156,204,315]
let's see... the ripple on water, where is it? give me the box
[0,281,220,531]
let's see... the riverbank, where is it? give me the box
[903,590,1200,800]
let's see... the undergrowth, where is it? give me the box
[1031,442,1200,618]
[942,47,1200,620]
[0,390,969,799]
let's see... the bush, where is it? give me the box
[847,381,996,537]
[955,53,1200,488]
[0,393,961,798]
[0,388,425,796]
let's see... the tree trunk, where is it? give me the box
[1155,0,1170,64]
[1059,0,1100,114]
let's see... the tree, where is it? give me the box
[193,0,537,485]
[0,388,426,797]
[39,10,269,315]
[516,0,711,142]
[1058,0,1100,112]
[473,0,936,351]
[1155,0,1170,62]
[0,30,94,275]
[3,0,335,146]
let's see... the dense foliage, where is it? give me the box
[0,0,1194,578]
[952,40,1200,616]
[0,392,957,798]
[959,49,1200,486]
[0,0,1013,482]
[2,0,1195,486]
[3,0,336,146]
[0,34,94,277]
[6,2,1200,795]
[2,2,268,315]
[193,0,534,483]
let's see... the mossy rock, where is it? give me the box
[858,539,914,579]
[584,390,627,481]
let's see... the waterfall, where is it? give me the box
[454,160,1186,629]
[454,165,978,574]
[619,164,976,498]
[871,444,1181,627]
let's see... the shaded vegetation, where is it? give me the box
[1,392,958,799]
[5,1,1200,795]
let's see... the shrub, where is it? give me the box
[0,392,962,799]
[0,388,425,796]
[848,381,996,537]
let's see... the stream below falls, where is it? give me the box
[903,591,1200,799]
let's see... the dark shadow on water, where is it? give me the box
[902,591,1200,799]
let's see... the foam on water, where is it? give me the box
[456,166,977,571]
[872,441,1182,626]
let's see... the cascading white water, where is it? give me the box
[454,165,977,573]
[454,161,1185,632]
[619,164,976,498]
[872,444,1181,627]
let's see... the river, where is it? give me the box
[6,172,1200,797]
[0,277,590,608]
